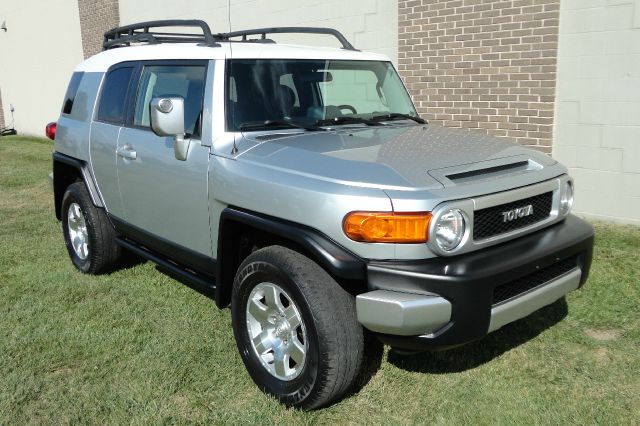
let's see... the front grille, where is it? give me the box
[492,257,578,306]
[474,191,553,240]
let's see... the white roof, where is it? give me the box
[75,42,390,72]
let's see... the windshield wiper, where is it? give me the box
[238,120,327,132]
[316,116,384,127]
[371,113,426,124]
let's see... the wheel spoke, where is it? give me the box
[79,243,88,259]
[72,236,83,253]
[289,340,305,365]
[283,305,301,329]
[68,212,78,229]
[247,298,269,323]
[263,285,284,312]
[274,355,287,377]
[252,330,273,355]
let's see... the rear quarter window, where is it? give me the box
[96,66,134,124]
[61,72,84,115]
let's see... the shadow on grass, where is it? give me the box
[117,250,217,301]
[154,265,218,300]
[387,297,568,374]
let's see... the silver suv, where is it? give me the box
[50,20,594,409]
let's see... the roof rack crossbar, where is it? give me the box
[103,19,218,50]
[221,27,358,51]
[103,22,358,51]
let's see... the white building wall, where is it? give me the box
[119,0,398,64]
[0,0,84,136]
[554,0,640,224]
[0,0,396,136]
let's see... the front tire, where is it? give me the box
[61,182,121,274]
[231,246,365,409]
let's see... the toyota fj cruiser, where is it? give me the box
[50,20,594,409]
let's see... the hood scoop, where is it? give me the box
[429,155,544,187]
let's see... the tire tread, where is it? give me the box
[62,182,121,274]
[232,246,365,409]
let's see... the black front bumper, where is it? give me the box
[367,215,594,351]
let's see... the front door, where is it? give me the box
[116,61,212,263]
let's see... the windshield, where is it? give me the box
[226,59,418,131]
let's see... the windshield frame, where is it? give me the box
[224,58,419,133]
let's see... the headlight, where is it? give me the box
[560,181,574,216]
[434,209,466,251]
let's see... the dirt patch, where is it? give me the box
[585,328,622,341]
[594,348,611,362]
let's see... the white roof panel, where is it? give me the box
[75,42,390,72]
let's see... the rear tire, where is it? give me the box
[231,246,365,409]
[61,182,121,274]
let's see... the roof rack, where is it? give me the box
[103,21,357,51]
[103,19,218,50]
[221,27,358,51]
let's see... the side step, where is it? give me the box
[116,237,216,298]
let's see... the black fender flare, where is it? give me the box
[53,152,104,220]
[214,207,367,307]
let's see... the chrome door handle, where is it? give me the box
[116,145,137,160]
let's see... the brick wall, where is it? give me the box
[77,0,119,59]
[398,0,560,153]
[0,87,5,129]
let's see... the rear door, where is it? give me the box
[116,60,213,264]
[90,64,136,218]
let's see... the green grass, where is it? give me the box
[1,135,638,424]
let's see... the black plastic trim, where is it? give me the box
[104,20,219,50]
[446,160,529,183]
[109,215,216,279]
[367,215,594,351]
[116,237,215,298]
[103,21,356,51]
[222,27,357,50]
[52,152,104,219]
[219,207,365,279]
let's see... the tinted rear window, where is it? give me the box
[61,72,84,115]
[97,67,134,124]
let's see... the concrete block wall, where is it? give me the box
[398,0,561,153]
[119,0,398,64]
[0,0,84,137]
[0,87,5,129]
[553,0,640,224]
[0,0,395,136]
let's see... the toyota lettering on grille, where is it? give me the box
[502,204,534,222]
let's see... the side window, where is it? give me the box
[61,72,84,115]
[133,65,206,136]
[97,67,134,124]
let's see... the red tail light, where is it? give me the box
[45,122,57,140]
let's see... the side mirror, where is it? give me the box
[150,97,190,161]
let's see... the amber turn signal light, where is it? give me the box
[343,211,431,243]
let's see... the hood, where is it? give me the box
[238,125,558,191]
